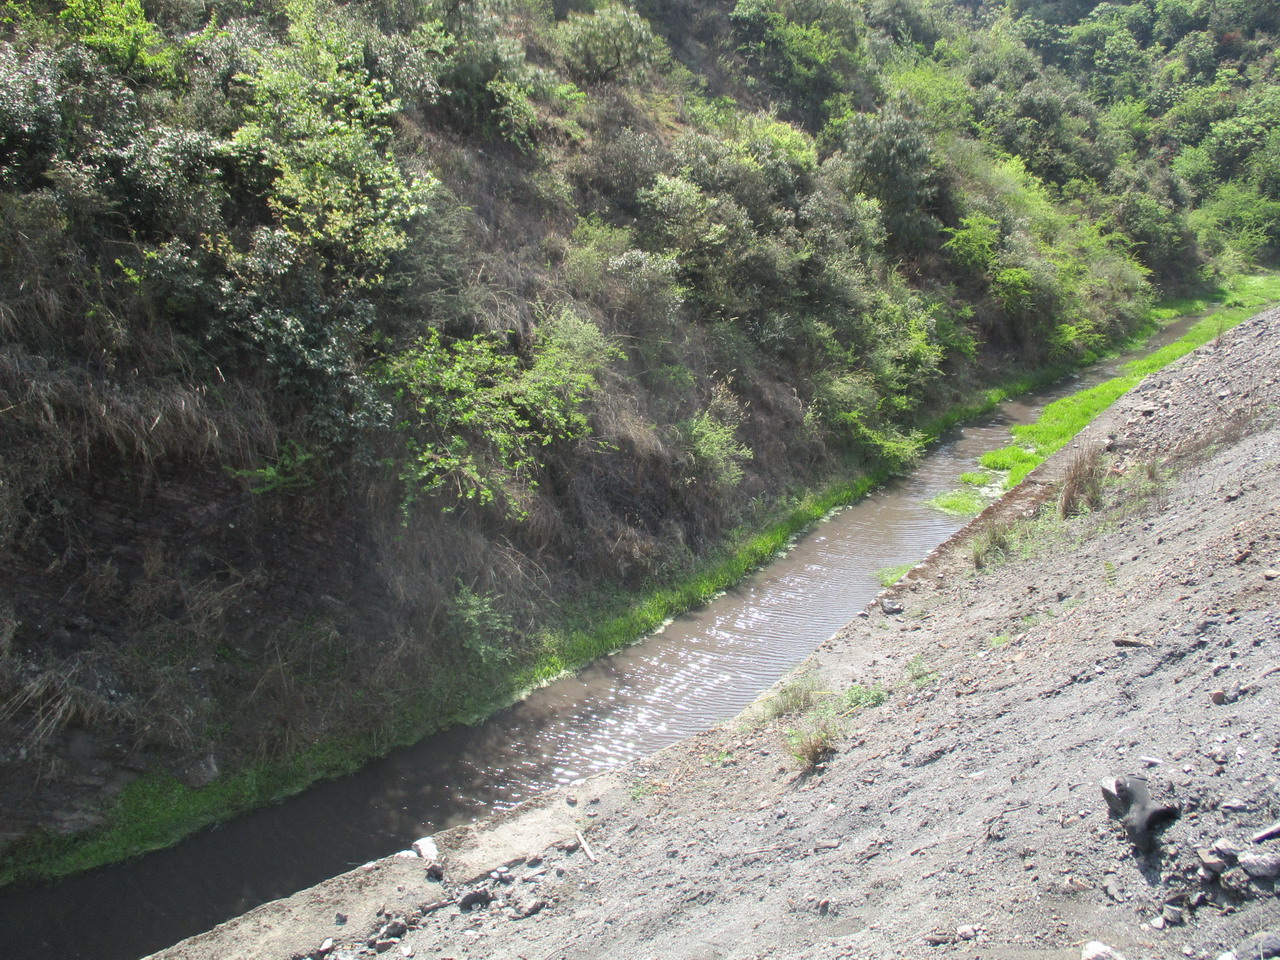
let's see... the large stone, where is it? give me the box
[411,837,439,861]
[458,888,493,911]
[1240,853,1280,879]
[1233,932,1280,960]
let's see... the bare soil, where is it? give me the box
[154,308,1280,960]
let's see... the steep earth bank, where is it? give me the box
[153,306,1280,960]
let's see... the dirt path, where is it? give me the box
[154,308,1280,960]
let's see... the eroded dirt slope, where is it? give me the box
[157,308,1280,960]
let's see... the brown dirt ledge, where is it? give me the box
[151,308,1280,960]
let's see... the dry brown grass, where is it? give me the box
[1058,445,1105,518]
[0,648,128,758]
[0,347,277,552]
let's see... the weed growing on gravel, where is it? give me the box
[786,718,836,771]
[987,634,1012,648]
[1102,561,1118,586]
[971,517,1014,569]
[876,562,915,587]
[704,749,734,767]
[905,654,937,687]
[1102,458,1171,520]
[779,680,887,770]
[838,683,888,711]
[629,780,663,801]
[927,488,987,517]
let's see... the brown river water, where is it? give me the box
[0,317,1197,960]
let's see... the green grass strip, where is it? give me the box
[980,273,1280,488]
[875,562,915,587]
[3,471,890,886]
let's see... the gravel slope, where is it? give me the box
[154,307,1280,960]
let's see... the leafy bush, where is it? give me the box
[448,583,516,666]
[828,108,939,251]
[385,310,618,513]
[1189,182,1280,269]
[943,213,999,275]
[729,0,865,127]
[0,44,61,188]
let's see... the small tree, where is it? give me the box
[557,3,661,85]
[59,0,176,80]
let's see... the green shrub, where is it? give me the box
[231,0,437,284]
[839,682,887,710]
[0,45,61,188]
[905,653,936,686]
[942,213,999,275]
[449,583,516,665]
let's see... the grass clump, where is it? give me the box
[765,672,819,718]
[786,720,836,771]
[1058,446,1105,518]
[960,470,995,486]
[927,487,987,517]
[971,517,1015,570]
[875,562,915,587]
[779,679,888,771]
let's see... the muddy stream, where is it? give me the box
[0,319,1197,960]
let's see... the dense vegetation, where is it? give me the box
[1,0,1278,879]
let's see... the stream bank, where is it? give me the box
[1,292,1274,960]
[152,305,1280,960]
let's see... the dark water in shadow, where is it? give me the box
[0,319,1196,960]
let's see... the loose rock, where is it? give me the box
[1081,942,1128,960]
[457,888,494,912]
[1100,775,1179,851]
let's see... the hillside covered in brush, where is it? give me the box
[1,0,1278,876]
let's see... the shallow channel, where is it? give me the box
[0,317,1198,960]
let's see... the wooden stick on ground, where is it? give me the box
[576,830,598,863]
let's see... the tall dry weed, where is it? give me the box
[1059,445,1105,518]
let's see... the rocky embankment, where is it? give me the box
[154,309,1280,960]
